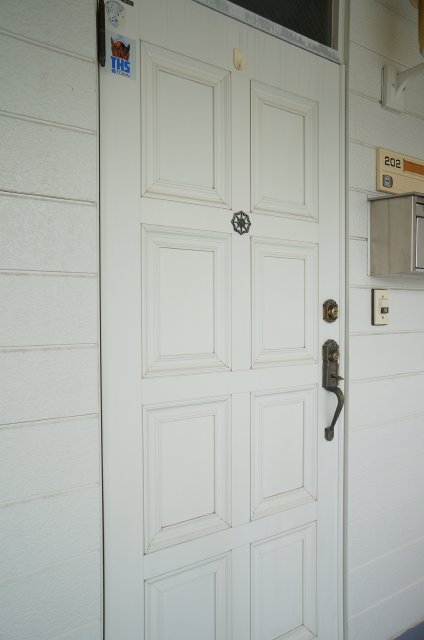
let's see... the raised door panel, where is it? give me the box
[251,388,317,520]
[251,524,317,640]
[145,554,230,640]
[144,397,231,552]
[141,43,230,207]
[252,238,318,367]
[251,82,318,219]
[142,226,231,375]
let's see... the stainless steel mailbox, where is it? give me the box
[369,193,424,276]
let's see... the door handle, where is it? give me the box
[322,339,344,441]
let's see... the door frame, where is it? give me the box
[98,1,348,637]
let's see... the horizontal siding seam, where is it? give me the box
[348,576,424,622]
[349,138,376,150]
[0,28,95,63]
[0,190,96,207]
[348,495,424,529]
[350,329,424,337]
[349,408,424,431]
[0,109,97,136]
[349,186,376,195]
[349,534,424,575]
[350,283,424,292]
[48,620,102,640]
[0,343,98,353]
[0,412,99,431]
[349,38,413,68]
[349,92,424,123]
[0,549,101,586]
[349,446,424,478]
[0,482,100,509]
[0,270,97,278]
[374,0,418,26]
[349,234,367,241]
[350,370,424,384]
[350,88,381,106]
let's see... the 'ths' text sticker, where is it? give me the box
[107,32,136,81]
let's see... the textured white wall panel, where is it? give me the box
[347,2,424,637]
[350,0,422,66]
[0,37,96,130]
[0,0,101,637]
[350,333,424,379]
[0,274,97,346]
[349,499,424,569]
[348,190,369,239]
[1,0,96,58]
[0,486,101,579]
[0,347,98,425]
[0,116,96,201]
[349,143,376,192]
[349,415,424,475]
[0,417,99,504]
[49,621,102,640]
[0,552,101,640]
[0,195,97,273]
[349,538,424,617]
[348,580,424,640]
[350,92,424,158]
[348,452,424,521]
[349,374,424,428]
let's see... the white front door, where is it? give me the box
[101,1,344,638]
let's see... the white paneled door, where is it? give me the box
[101,1,344,638]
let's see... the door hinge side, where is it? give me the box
[97,0,106,67]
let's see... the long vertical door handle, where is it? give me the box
[322,339,344,441]
[324,386,344,441]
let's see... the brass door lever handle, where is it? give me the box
[324,386,344,441]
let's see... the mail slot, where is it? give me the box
[369,193,424,275]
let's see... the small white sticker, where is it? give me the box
[107,32,136,81]
[106,1,126,29]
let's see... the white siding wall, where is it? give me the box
[348,1,424,638]
[0,2,102,639]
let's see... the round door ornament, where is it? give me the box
[231,211,251,235]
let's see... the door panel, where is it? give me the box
[251,82,318,219]
[101,1,344,637]
[141,43,231,207]
[251,387,317,520]
[144,397,231,552]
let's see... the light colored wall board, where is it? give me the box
[0,36,96,130]
[349,373,424,428]
[348,499,424,570]
[0,274,97,347]
[0,486,101,580]
[0,552,101,640]
[0,196,97,274]
[348,578,424,640]
[1,0,96,59]
[0,347,99,425]
[350,0,423,67]
[0,116,96,202]
[0,416,100,504]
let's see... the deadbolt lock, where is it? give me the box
[323,299,339,323]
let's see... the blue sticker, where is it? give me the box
[107,31,136,81]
